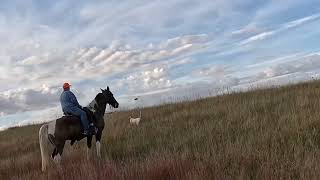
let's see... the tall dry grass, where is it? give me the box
[2,81,320,179]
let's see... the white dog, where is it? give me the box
[130,110,141,125]
[130,117,141,125]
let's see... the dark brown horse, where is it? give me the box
[39,86,119,172]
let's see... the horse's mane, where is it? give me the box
[86,93,107,117]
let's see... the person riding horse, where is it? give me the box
[40,85,118,172]
[60,82,95,136]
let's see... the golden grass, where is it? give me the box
[2,80,320,179]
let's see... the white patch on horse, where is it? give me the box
[53,154,61,164]
[86,147,91,160]
[53,154,62,171]
[48,120,56,135]
[87,99,97,113]
[96,141,101,158]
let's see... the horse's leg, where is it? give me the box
[86,136,92,160]
[95,130,102,158]
[51,148,57,159]
[53,141,65,170]
[70,139,76,146]
[51,147,60,171]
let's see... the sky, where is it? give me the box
[1,0,320,130]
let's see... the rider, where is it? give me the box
[60,82,93,136]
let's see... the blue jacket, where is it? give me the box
[60,90,81,113]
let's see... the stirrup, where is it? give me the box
[89,123,98,134]
[82,130,91,136]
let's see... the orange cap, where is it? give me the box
[63,82,71,90]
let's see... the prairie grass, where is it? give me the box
[2,81,320,179]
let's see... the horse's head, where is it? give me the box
[100,86,119,108]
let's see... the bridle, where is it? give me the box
[102,91,117,108]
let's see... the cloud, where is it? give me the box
[188,53,320,94]
[231,24,262,36]
[247,52,307,69]
[0,33,209,117]
[0,106,62,131]
[238,53,320,86]
[0,33,209,90]
[160,34,209,49]
[239,13,320,45]
[18,54,50,65]
[120,52,320,106]
[196,66,228,78]
[284,13,320,29]
[261,54,320,78]
[0,85,61,116]
[117,67,172,95]
[239,31,275,45]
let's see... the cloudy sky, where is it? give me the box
[1,0,320,130]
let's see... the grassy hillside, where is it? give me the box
[2,81,320,179]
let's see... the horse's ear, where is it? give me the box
[106,86,109,91]
[100,88,104,93]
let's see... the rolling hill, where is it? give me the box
[1,80,320,179]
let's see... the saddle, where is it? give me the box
[63,107,95,125]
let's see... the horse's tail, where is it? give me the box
[39,124,49,172]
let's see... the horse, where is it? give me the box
[39,86,119,172]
